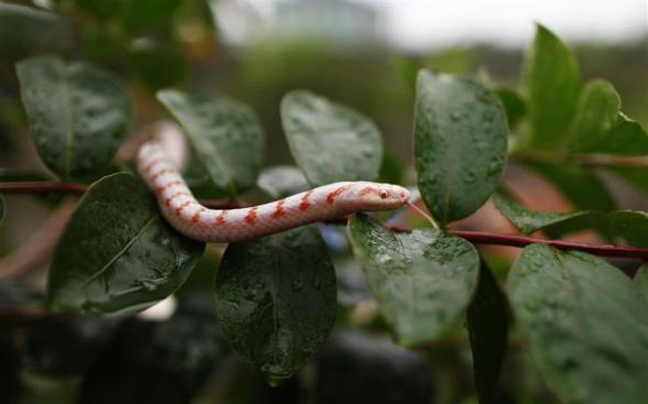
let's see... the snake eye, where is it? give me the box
[379,189,389,199]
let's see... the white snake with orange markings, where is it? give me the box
[136,136,410,242]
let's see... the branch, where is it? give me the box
[448,230,648,260]
[2,182,647,260]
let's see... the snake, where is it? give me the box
[136,136,411,243]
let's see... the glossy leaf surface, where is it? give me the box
[158,89,264,196]
[415,70,507,225]
[17,56,132,181]
[520,24,580,149]
[508,245,648,404]
[348,213,479,346]
[281,90,383,186]
[215,226,336,384]
[48,173,205,315]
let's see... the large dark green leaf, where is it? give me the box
[466,264,510,404]
[493,192,648,247]
[256,165,308,199]
[524,162,615,211]
[520,24,580,150]
[48,173,205,315]
[16,56,132,181]
[508,245,648,404]
[281,90,383,186]
[569,80,648,155]
[415,70,507,225]
[348,213,479,346]
[215,226,336,385]
[157,89,264,197]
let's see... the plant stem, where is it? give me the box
[2,181,647,260]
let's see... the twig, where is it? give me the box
[2,181,648,260]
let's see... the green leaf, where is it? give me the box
[520,24,580,150]
[508,245,648,404]
[492,192,591,236]
[466,263,510,404]
[16,56,132,181]
[157,89,265,196]
[48,173,205,315]
[635,264,648,302]
[281,90,383,186]
[593,113,648,156]
[415,70,508,225]
[569,80,619,151]
[524,162,615,211]
[348,213,479,346]
[569,80,648,155]
[215,226,336,385]
[256,166,308,199]
[493,192,648,247]
[494,87,526,129]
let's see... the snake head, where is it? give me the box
[354,182,410,211]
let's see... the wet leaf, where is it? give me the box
[256,165,309,199]
[466,264,510,404]
[493,192,648,247]
[415,70,507,225]
[348,213,479,345]
[48,173,205,315]
[281,90,383,186]
[215,226,336,384]
[16,56,132,181]
[520,24,580,150]
[508,245,648,404]
[158,89,264,197]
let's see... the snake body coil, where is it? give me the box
[137,138,410,242]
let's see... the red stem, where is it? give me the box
[2,182,647,260]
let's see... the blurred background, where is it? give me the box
[0,0,647,403]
